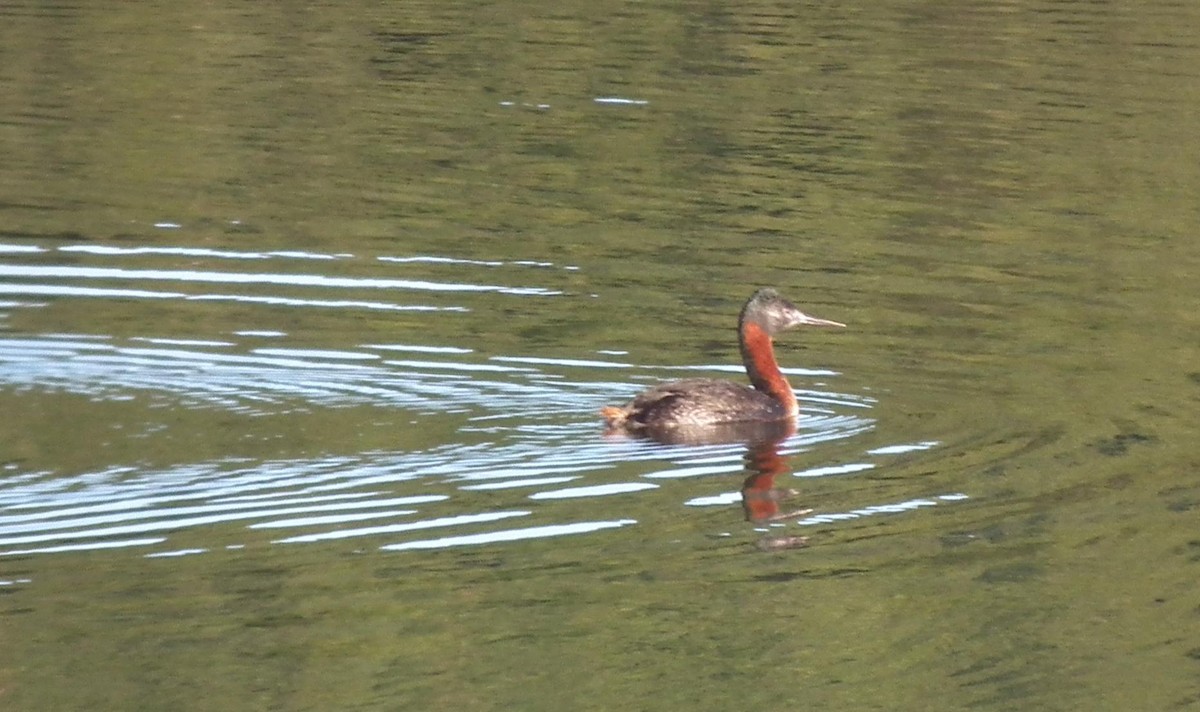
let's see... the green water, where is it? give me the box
[2,2,1199,711]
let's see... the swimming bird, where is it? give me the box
[601,288,844,431]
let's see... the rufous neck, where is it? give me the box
[739,321,797,416]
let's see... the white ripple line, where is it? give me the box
[250,510,416,529]
[529,482,658,500]
[0,264,558,295]
[0,537,167,557]
[0,498,434,545]
[145,548,208,558]
[796,493,969,526]
[272,511,531,544]
[381,519,638,551]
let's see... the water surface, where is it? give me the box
[2,2,1199,711]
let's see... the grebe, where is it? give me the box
[601,288,844,431]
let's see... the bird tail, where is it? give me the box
[599,405,627,427]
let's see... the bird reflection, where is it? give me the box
[617,419,812,551]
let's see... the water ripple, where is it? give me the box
[0,335,624,415]
[0,388,898,557]
[0,264,560,296]
[0,286,957,559]
[380,519,639,551]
